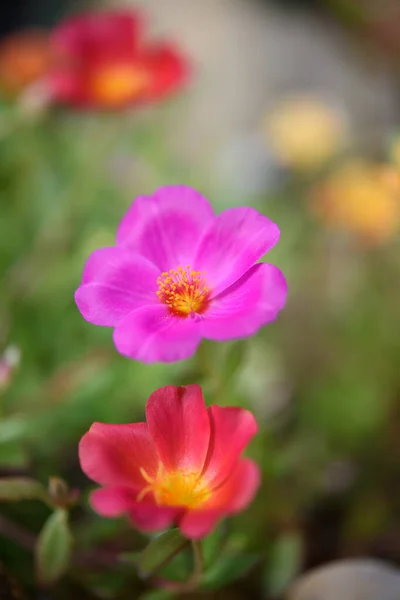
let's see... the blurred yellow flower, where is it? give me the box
[263,95,349,171]
[311,161,400,245]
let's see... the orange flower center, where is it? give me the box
[138,464,211,509]
[89,64,149,107]
[156,266,211,317]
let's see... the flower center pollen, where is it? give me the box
[138,464,210,509]
[89,64,149,107]
[156,265,211,317]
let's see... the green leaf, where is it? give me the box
[0,442,29,468]
[264,532,303,598]
[137,529,189,578]
[137,590,174,600]
[201,552,260,590]
[0,416,29,444]
[0,477,50,503]
[224,341,246,377]
[35,509,73,586]
[202,523,226,568]
[118,551,140,564]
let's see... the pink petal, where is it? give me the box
[140,43,189,100]
[206,459,260,512]
[75,247,159,326]
[178,508,222,539]
[128,500,182,533]
[146,385,210,474]
[178,460,260,539]
[201,406,258,488]
[90,486,138,516]
[47,71,83,104]
[79,422,159,487]
[113,304,202,363]
[51,10,142,58]
[193,207,280,295]
[74,284,137,326]
[116,186,214,271]
[91,487,181,532]
[202,263,288,341]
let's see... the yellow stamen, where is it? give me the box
[156,265,211,317]
[137,463,211,509]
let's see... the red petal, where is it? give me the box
[90,486,137,516]
[206,459,260,512]
[47,70,83,104]
[140,43,189,100]
[128,500,182,533]
[202,406,258,488]
[51,10,142,60]
[178,459,260,539]
[179,508,222,539]
[146,385,210,474]
[79,422,159,487]
[91,486,181,532]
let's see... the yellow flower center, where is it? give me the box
[138,464,211,509]
[89,64,149,107]
[156,266,211,317]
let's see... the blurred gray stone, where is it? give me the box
[213,131,283,199]
[288,559,400,600]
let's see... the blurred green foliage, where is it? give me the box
[0,52,400,598]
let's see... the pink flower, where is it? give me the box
[79,385,260,539]
[75,185,287,363]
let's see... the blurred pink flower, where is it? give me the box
[79,384,259,538]
[75,185,287,363]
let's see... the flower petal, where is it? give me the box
[178,508,222,539]
[90,486,138,516]
[75,247,159,326]
[201,406,258,488]
[146,385,210,473]
[113,304,202,363]
[202,263,288,341]
[179,460,260,539]
[74,284,135,326]
[91,487,181,532]
[116,186,214,271]
[128,500,181,533]
[206,459,260,512]
[47,70,83,105]
[79,422,158,487]
[193,207,280,295]
[140,43,189,100]
[51,10,141,58]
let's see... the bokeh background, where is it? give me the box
[1,0,400,598]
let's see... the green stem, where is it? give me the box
[152,539,204,593]
[189,539,204,586]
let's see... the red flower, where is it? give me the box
[79,385,260,539]
[49,10,189,109]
